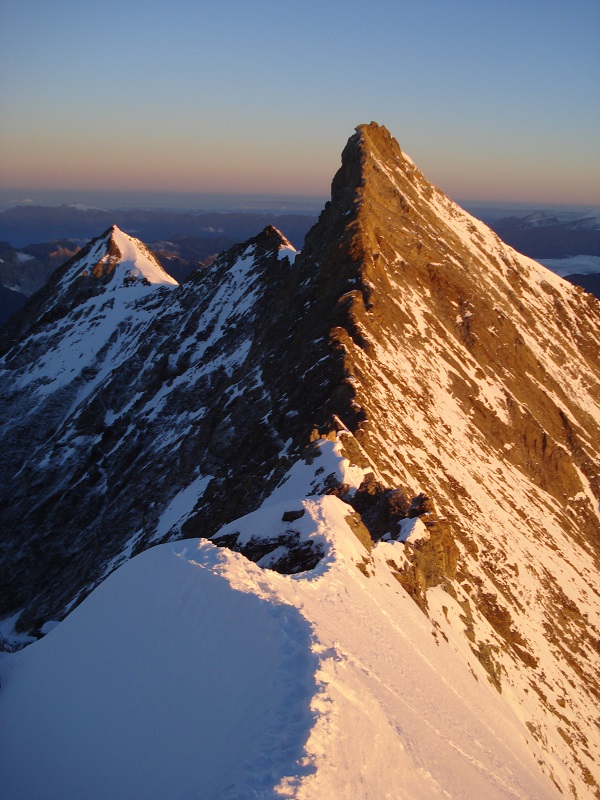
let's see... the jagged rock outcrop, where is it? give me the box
[1,123,600,796]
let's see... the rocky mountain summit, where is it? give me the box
[1,123,599,797]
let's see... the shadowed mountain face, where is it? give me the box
[1,123,600,796]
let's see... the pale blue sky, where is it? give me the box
[1,0,599,204]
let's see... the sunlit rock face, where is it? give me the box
[1,123,599,796]
[299,123,600,796]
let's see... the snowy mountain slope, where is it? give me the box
[0,123,599,797]
[1,226,177,399]
[0,449,562,800]
[294,124,600,797]
[0,224,308,630]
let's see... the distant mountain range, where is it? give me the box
[0,207,318,325]
[489,209,600,258]
[0,203,316,249]
[1,194,598,327]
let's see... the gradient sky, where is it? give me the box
[1,0,599,205]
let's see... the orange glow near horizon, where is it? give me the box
[2,1,598,208]
[1,119,599,206]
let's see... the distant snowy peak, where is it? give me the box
[63,225,178,291]
[65,202,109,213]
[109,225,179,287]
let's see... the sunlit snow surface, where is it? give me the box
[276,236,297,263]
[91,225,179,288]
[0,447,560,800]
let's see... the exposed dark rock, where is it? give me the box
[348,478,407,540]
[282,509,306,522]
[211,530,323,575]
[407,493,432,519]
[387,516,459,611]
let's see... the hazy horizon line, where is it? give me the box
[0,189,598,218]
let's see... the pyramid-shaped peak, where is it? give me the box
[324,122,420,221]
[344,122,415,172]
[261,224,288,241]
[86,225,178,288]
[234,225,298,264]
[259,225,297,260]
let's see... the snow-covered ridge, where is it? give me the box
[0,221,303,634]
[0,441,563,799]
